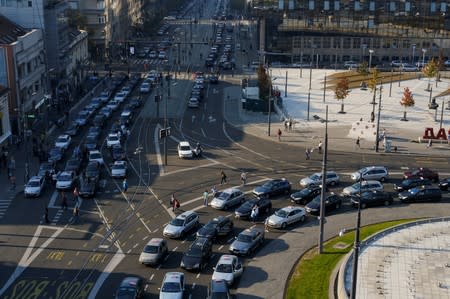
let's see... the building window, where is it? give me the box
[353,38,361,49]
[373,39,380,49]
[96,1,104,9]
[403,40,410,49]
[441,2,447,12]
[27,62,31,73]
[309,0,314,10]
[369,1,375,11]
[389,1,396,12]
[431,2,436,13]
[323,38,331,48]
[324,0,329,10]
[334,1,340,11]
[333,38,341,49]
[355,1,361,11]
[343,38,351,49]
[28,0,32,7]
[34,81,40,93]
[98,15,105,24]
[405,2,411,12]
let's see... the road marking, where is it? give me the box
[99,245,109,249]
[218,245,224,250]
[150,274,154,281]
[192,283,196,289]
[181,240,186,244]
[67,260,72,266]
[133,243,139,249]
[227,237,234,243]
[196,273,201,279]
[201,128,206,137]
[127,249,132,254]
[153,228,159,233]
[173,246,178,251]
[129,234,134,239]
[143,236,149,241]
[47,251,65,261]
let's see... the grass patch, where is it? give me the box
[286,219,415,299]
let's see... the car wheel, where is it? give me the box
[281,222,287,229]
[300,215,305,222]
[335,202,341,209]
[384,200,391,206]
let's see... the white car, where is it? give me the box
[56,171,76,191]
[159,272,184,299]
[177,141,193,158]
[111,160,127,178]
[341,180,384,197]
[210,188,245,210]
[121,86,131,96]
[300,171,340,187]
[106,133,121,148]
[107,100,120,111]
[24,176,45,197]
[158,51,167,59]
[140,82,151,93]
[401,64,418,72]
[265,206,306,229]
[89,150,104,165]
[54,134,71,150]
[212,255,243,285]
[163,211,199,238]
[188,98,199,108]
[99,106,113,119]
[114,92,127,103]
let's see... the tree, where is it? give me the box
[335,78,350,113]
[356,62,369,75]
[423,58,438,91]
[257,64,271,100]
[400,87,415,121]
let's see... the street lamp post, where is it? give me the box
[368,49,374,72]
[412,44,416,65]
[375,83,383,152]
[268,77,276,136]
[350,172,363,299]
[362,44,367,64]
[318,105,329,254]
[422,48,427,68]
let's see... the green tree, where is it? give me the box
[335,78,350,113]
[423,58,438,91]
[257,64,271,100]
[400,87,415,121]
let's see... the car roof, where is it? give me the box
[29,176,42,181]
[218,254,237,264]
[280,206,302,213]
[163,272,184,283]
[210,279,229,292]
[222,187,241,194]
[60,171,73,176]
[179,141,190,146]
[240,227,263,236]
[89,150,101,154]
[146,237,165,246]
[120,276,141,287]
[176,210,197,219]
[57,134,70,139]
[114,160,127,166]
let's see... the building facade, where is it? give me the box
[0,86,12,146]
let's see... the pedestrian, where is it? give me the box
[356,136,361,149]
[370,111,375,122]
[72,206,79,224]
[284,121,288,131]
[203,190,209,207]
[73,187,79,201]
[122,179,128,192]
[220,170,227,185]
[170,193,176,208]
[240,172,247,185]
[305,148,311,160]
[427,138,433,148]
[211,186,218,197]
[288,119,293,131]
[173,198,180,212]
[126,129,131,140]
[277,128,282,141]
[318,140,323,154]
[9,174,16,190]
[250,204,259,222]
[61,191,68,210]
[45,207,50,224]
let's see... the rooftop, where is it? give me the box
[0,15,28,44]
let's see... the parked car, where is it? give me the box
[114,92,127,103]
[398,186,442,202]
[177,141,193,158]
[159,272,184,299]
[48,147,64,163]
[438,178,450,190]
[207,279,231,299]
[139,238,168,266]
[84,135,99,151]
[210,188,245,210]
[265,206,306,229]
[342,180,384,197]
[212,255,243,285]
[38,162,56,180]
[188,98,200,108]
[351,166,389,182]
[79,180,97,198]
[234,197,272,219]
[163,211,199,238]
[290,186,322,205]
[180,237,212,271]
[140,82,151,93]
[305,193,342,215]
[129,97,143,109]
[393,178,432,192]
[229,227,265,256]
[99,106,113,119]
[55,171,77,191]
[99,90,111,103]
[196,216,234,240]
[111,160,127,179]
[89,150,104,165]
[111,145,126,161]
[93,114,106,128]
[114,276,144,299]
[403,167,439,182]
[351,190,394,209]
[299,171,340,187]
[252,178,291,198]
[64,158,81,175]
[64,122,80,136]
[85,161,101,182]
[107,133,121,148]
[54,134,71,150]
[24,176,45,197]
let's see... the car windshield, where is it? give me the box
[217,192,230,200]
[262,181,276,188]
[311,196,321,204]
[351,183,361,190]
[180,145,191,151]
[298,188,313,196]
[27,180,40,187]
[205,220,218,229]
[274,209,289,218]
[143,245,158,253]
[408,188,420,195]
[58,174,72,181]
[161,282,181,292]
[50,148,61,154]
[309,174,320,181]
[170,219,184,226]
[91,153,101,159]
[186,247,202,257]
[216,263,233,273]
[112,164,125,170]
[116,287,135,298]
[87,164,98,171]
[109,136,119,141]
[236,234,252,243]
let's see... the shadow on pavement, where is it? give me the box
[237,265,268,289]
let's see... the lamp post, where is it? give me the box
[268,77,277,136]
[362,44,367,64]
[318,105,329,254]
[368,49,374,72]
[350,172,363,299]
[375,83,383,152]
[422,48,427,68]
[412,44,416,65]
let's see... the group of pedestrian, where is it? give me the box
[284,119,294,132]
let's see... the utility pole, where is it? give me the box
[318,106,328,254]
[350,172,363,299]
[164,73,170,166]
[375,84,383,152]
[323,73,327,103]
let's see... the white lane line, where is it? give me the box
[127,249,132,254]
[143,236,149,241]
[191,283,196,289]
[173,246,178,251]
[144,284,148,291]
[201,128,206,137]
[196,273,200,279]
[150,274,155,281]
[133,243,139,249]
[218,245,224,250]
[153,228,159,233]
[99,245,109,249]
[227,237,234,243]
[181,240,186,244]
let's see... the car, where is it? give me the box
[393,178,432,192]
[438,178,450,190]
[140,82,151,93]
[54,134,71,150]
[158,51,167,59]
[107,133,121,148]
[79,179,97,198]
[38,162,56,180]
[212,255,243,285]
[24,176,45,197]
[90,97,102,110]
[163,210,199,238]
[114,276,144,299]
[112,144,126,161]
[129,97,143,109]
[85,161,101,182]
[401,63,418,71]
[89,150,104,165]
[229,226,265,256]
[344,61,359,68]
[351,190,393,209]
[121,86,131,96]
[391,60,403,67]
[209,75,219,84]
[99,106,113,119]
[107,100,120,111]
[342,180,384,197]
[84,135,99,151]
[210,188,245,210]
[207,279,231,299]
[305,193,343,214]
[110,123,121,134]
[64,122,80,136]
[177,141,193,158]
[403,167,439,182]
[87,126,102,139]
[114,92,127,103]
[64,158,81,175]
[351,166,389,182]
[111,160,128,179]
[180,237,212,271]
[398,186,442,202]
[55,171,77,191]
[120,110,132,126]
[48,147,64,163]
[290,186,322,205]
[149,51,157,58]
[252,178,291,198]
[74,111,89,126]
[93,114,106,128]
[300,171,340,187]
[188,98,200,108]
[196,216,234,240]
[99,90,111,103]
[265,206,306,229]
[234,197,272,219]
[159,272,184,299]
[139,238,168,266]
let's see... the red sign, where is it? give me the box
[423,128,450,140]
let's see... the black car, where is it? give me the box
[234,197,272,219]
[196,216,234,240]
[64,158,81,175]
[114,276,144,299]
[305,193,342,215]
[64,122,80,136]
[180,237,212,271]
[48,147,64,163]
[85,161,101,182]
[290,186,322,205]
[438,178,450,190]
[398,186,442,202]
[350,190,394,209]
[112,145,126,161]
[129,97,143,109]
[207,279,231,299]
[79,179,97,198]
[87,126,102,140]
[110,123,121,134]
[93,114,106,128]
[38,162,56,180]
[84,135,99,151]
[252,179,291,198]
[393,178,432,192]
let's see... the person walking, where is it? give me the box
[240,172,247,186]
[61,191,68,210]
[211,186,218,197]
[170,193,176,208]
[203,190,209,207]
[284,121,288,131]
[277,128,282,141]
[250,204,259,222]
[173,198,180,212]
[305,148,311,160]
[220,170,227,185]
[427,138,433,148]
[9,174,16,190]
[318,140,323,154]
[356,136,361,149]
[288,119,293,131]
[72,206,79,224]
[122,179,128,192]
[73,187,79,201]
[44,207,50,224]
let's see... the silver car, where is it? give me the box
[342,180,384,197]
[24,176,45,197]
[212,255,243,285]
[300,171,340,187]
[229,227,265,256]
[139,238,168,266]
[351,166,389,182]
[210,188,245,210]
[163,211,199,238]
[265,206,306,229]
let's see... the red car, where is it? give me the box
[403,167,439,182]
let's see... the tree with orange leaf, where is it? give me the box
[400,87,415,121]
[335,78,350,113]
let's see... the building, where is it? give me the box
[0,86,12,146]
[250,1,450,66]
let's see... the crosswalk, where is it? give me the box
[0,198,13,220]
[133,59,169,65]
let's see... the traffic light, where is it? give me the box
[159,127,171,139]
